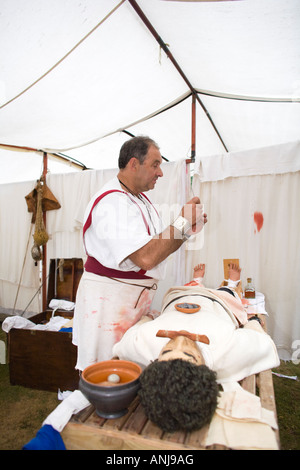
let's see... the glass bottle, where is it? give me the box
[244,277,255,298]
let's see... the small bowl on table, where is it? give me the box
[79,359,142,419]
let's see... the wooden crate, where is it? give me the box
[7,258,83,392]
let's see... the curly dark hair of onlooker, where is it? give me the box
[138,359,219,433]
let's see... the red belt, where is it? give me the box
[84,256,151,280]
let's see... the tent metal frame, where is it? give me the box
[128,0,228,153]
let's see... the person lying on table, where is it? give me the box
[112,263,279,433]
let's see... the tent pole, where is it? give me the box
[191,94,196,163]
[42,152,48,311]
[127,0,228,153]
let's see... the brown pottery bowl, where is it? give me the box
[79,360,142,419]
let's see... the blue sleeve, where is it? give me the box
[23,424,66,450]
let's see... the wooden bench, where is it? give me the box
[61,366,279,450]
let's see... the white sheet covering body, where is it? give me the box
[113,286,280,384]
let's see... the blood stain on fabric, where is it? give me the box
[254,212,264,233]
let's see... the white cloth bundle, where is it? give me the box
[205,386,279,450]
[1,315,71,333]
[48,299,75,315]
[43,390,90,433]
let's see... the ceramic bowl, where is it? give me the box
[79,360,142,419]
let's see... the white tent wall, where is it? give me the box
[0,180,41,317]
[189,140,300,361]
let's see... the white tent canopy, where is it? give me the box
[0,0,299,360]
[0,0,299,180]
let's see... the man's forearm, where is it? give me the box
[128,197,206,271]
[128,225,184,271]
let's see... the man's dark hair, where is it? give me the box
[138,359,219,433]
[118,136,159,169]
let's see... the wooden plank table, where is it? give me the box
[61,366,280,450]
